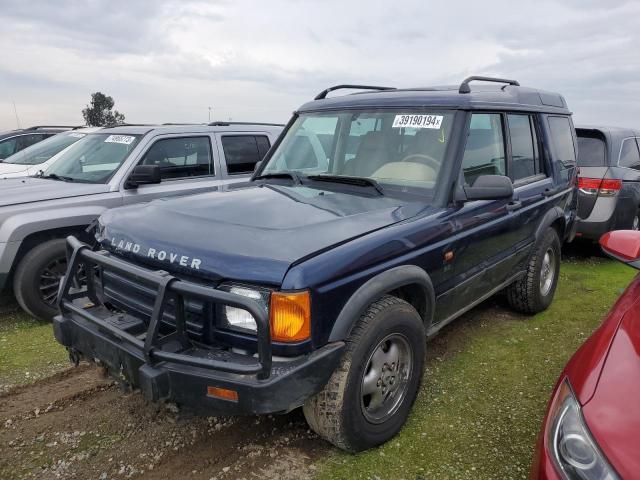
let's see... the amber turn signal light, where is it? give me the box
[269,291,311,342]
[207,386,238,402]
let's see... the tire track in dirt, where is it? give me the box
[1,364,330,480]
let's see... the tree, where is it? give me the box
[82,92,126,126]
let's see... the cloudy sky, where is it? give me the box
[1,0,639,130]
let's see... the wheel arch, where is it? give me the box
[535,206,566,242]
[328,265,435,342]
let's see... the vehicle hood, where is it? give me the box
[581,285,640,478]
[98,183,431,285]
[0,177,110,207]
[0,163,29,177]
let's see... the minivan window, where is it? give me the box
[576,132,606,167]
[548,116,576,164]
[619,138,640,170]
[0,137,17,159]
[3,132,85,165]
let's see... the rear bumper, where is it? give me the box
[54,236,345,414]
[576,194,636,240]
[54,310,344,414]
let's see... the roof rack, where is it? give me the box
[314,84,395,100]
[458,76,520,94]
[207,121,285,127]
[101,123,156,129]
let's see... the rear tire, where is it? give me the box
[13,238,68,321]
[303,295,426,452]
[631,210,640,231]
[506,228,561,314]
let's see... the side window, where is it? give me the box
[140,137,213,180]
[619,138,640,170]
[508,114,542,181]
[222,135,271,174]
[547,116,577,164]
[16,134,45,151]
[0,138,17,159]
[461,113,506,186]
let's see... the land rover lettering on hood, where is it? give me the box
[54,77,578,452]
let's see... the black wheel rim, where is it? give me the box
[38,258,85,307]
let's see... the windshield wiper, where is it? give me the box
[254,171,302,185]
[306,174,384,195]
[35,171,75,182]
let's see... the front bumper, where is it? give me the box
[54,236,345,414]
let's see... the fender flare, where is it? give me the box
[328,265,435,342]
[535,206,566,242]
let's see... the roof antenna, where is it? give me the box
[12,100,22,129]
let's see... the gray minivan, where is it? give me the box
[576,126,640,239]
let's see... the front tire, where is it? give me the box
[506,228,561,314]
[303,295,426,452]
[13,238,68,321]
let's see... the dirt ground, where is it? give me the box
[0,363,330,480]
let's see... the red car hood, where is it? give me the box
[562,274,640,478]
[581,299,640,478]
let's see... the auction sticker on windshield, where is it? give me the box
[104,135,136,145]
[392,114,443,129]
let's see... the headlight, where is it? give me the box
[217,283,270,333]
[547,379,619,480]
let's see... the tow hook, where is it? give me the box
[68,348,81,367]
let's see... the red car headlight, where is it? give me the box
[546,378,619,479]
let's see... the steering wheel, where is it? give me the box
[399,153,441,170]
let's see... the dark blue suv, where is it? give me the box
[54,76,578,452]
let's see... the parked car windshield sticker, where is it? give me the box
[68,133,86,138]
[392,114,443,129]
[104,135,136,145]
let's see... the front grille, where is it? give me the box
[99,268,213,342]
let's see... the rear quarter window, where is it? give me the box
[576,132,606,167]
[548,116,576,164]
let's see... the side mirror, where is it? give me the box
[462,175,514,201]
[125,165,161,189]
[600,230,640,268]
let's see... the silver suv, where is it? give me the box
[0,122,283,320]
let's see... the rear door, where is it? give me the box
[122,134,228,205]
[506,113,554,248]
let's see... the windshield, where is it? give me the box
[42,133,142,183]
[3,132,87,165]
[261,110,456,193]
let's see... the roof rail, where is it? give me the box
[207,121,285,127]
[101,123,156,129]
[26,125,78,130]
[459,76,520,94]
[314,84,395,100]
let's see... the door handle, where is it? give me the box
[506,200,523,212]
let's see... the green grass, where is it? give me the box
[317,258,636,480]
[0,297,69,392]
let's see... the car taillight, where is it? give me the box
[578,177,621,196]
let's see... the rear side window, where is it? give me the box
[461,113,506,186]
[507,114,540,181]
[548,116,577,164]
[619,138,640,169]
[577,132,606,167]
[140,136,214,180]
[222,135,271,174]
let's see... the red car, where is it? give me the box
[530,230,640,479]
